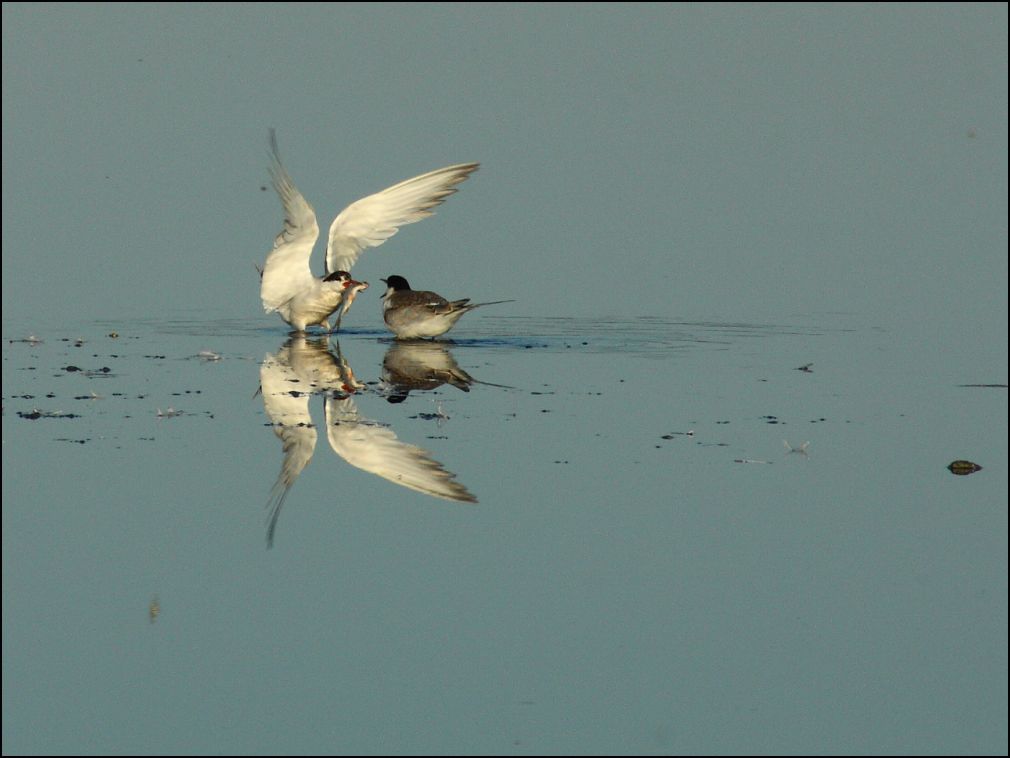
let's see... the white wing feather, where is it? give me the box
[325,397,477,503]
[260,130,321,314]
[260,346,318,546]
[325,162,479,275]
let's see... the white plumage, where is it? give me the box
[260,130,479,332]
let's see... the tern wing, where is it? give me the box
[325,397,477,503]
[261,130,321,314]
[325,162,479,275]
[260,345,318,547]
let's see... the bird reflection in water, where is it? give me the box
[380,340,511,403]
[259,336,476,547]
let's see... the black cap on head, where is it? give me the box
[324,270,350,282]
[382,275,411,291]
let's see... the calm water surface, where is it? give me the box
[2,312,1005,755]
[4,4,1007,754]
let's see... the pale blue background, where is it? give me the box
[3,4,1006,333]
[3,3,1007,755]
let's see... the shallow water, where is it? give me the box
[4,5,1007,752]
[3,313,1005,754]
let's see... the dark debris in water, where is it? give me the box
[60,365,113,377]
[413,412,449,422]
[18,410,81,420]
[660,431,695,439]
[157,408,215,420]
[947,460,983,476]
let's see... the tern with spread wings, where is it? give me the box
[259,130,479,332]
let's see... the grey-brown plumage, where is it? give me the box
[380,275,513,339]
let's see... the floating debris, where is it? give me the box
[197,350,222,362]
[734,458,772,464]
[795,363,814,373]
[149,595,160,624]
[18,409,81,420]
[947,460,982,476]
[9,334,44,345]
[412,401,450,426]
[660,430,694,439]
[784,440,810,456]
[157,407,183,419]
[108,332,119,339]
[61,365,112,377]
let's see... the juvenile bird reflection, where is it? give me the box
[380,341,476,401]
[260,336,475,547]
[380,340,511,402]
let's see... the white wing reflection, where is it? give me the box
[260,336,475,547]
[325,395,477,503]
